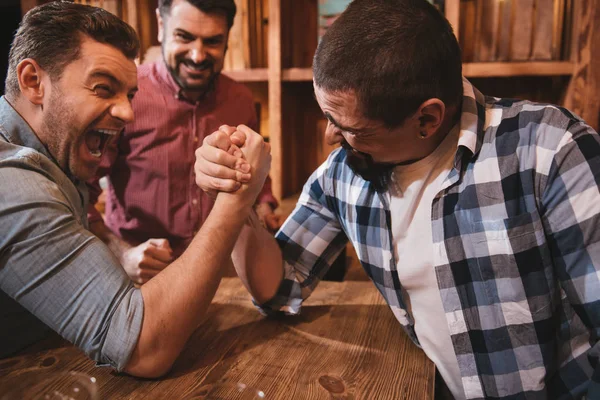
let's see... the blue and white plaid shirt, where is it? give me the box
[260,79,600,399]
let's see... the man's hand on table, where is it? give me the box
[254,202,282,233]
[121,238,173,285]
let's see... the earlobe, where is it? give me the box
[418,99,445,135]
[17,59,45,106]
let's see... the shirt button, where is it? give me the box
[193,137,199,143]
[192,199,198,205]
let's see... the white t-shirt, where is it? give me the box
[388,126,465,400]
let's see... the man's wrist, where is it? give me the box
[214,192,254,215]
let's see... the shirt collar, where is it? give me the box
[456,77,487,160]
[0,96,54,162]
[154,60,219,105]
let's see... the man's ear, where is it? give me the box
[16,58,46,106]
[416,98,446,139]
[156,8,164,43]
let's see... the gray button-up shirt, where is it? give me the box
[0,97,143,371]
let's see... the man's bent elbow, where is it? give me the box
[123,350,177,378]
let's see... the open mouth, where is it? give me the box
[85,128,119,158]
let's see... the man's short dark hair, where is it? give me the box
[5,1,139,98]
[158,0,236,29]
[313,0,463,128]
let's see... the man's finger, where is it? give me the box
[195,146,241,170]
[209,176,243,192]
[196,157,251,182]
[230,130,246,147]
[227,143,244,159]
[147,238,172,252]
[139,255,170,270]
[144,245,174,264]
[218,125,237,135]
[236,124,260,138]
[203,130,234,151]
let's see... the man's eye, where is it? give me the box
[205,39,223,46]
[175,33,193,42]
[94,86,113,97]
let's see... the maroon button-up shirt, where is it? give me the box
[88,61,277,257]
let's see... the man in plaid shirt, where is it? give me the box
[194,0,600,398]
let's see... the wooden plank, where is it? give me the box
[497,0,513,61]
[268,0,282,200]
[459,0,478,62]
[476,0,501,61]
[261,0,269,68]
[445,0,460,39]
[463,61,574,76]
[564,0,600,131]
[0,279,435,399]
[222,68,268,82]
[224,0,249,70]
[281,62,575,82]
[531,0,555,60]
[552,0,566,59]
[510,0,535,60]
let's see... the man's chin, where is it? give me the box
[344,149,393,192]
[70,162,99,182]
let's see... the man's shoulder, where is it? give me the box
[136,62,156,80]
[134,62,163,93]
[0,140,50,173]
[0,142,70,204]
[488,97,584,129]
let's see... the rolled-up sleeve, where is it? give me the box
[256,157,348,315]
[0,166,143,371]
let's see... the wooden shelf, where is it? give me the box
[282,68,314,82]
[462,62,575,77]
[222,68,268,82]
[279,62,575,83]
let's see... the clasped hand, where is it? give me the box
[194,125,274,215]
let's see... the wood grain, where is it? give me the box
[510,0,535,60]
[564,0,600,131]
[531,0,555,60]
[0,279,435,399]
[268,0,282,200]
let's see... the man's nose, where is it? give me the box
[189,42,206,64]
[324,124,343,146]
[111,97,134,123]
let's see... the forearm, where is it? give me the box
[125,194,252,377]
[89,219,132,262]
[232,210,284,304]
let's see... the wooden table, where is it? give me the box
[0,279,435,399]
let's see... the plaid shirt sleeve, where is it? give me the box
[541,118,600,398]
[255,153,349,315]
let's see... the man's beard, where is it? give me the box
[342,141,393,192]
[41,86,77,175]
[169,56,219,95]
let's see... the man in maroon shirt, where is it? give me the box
[88,0,279,284]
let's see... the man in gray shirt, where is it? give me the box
[0,1,271,378]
